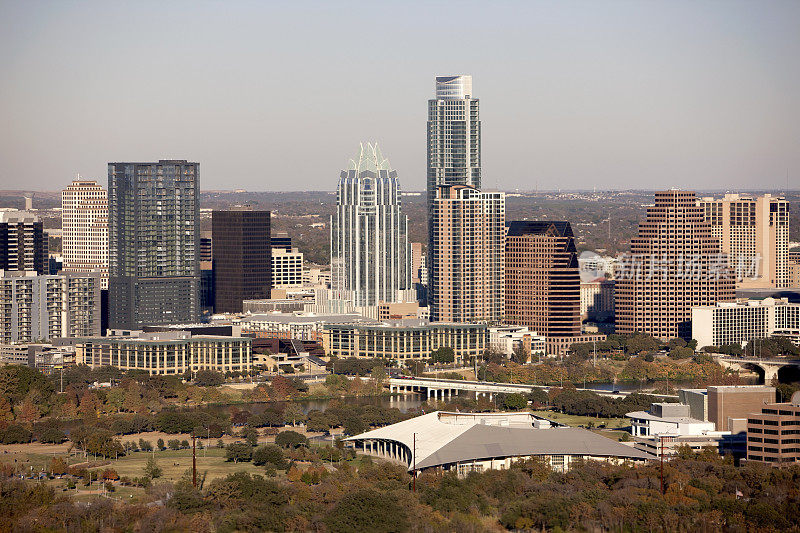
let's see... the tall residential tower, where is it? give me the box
[427,75,480,247]
[429,185,504,323]
[108,160,199,328]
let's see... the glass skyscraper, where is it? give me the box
[427,75,481,222]
[108,160,199,328]
[330,143,411,311]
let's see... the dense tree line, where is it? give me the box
[3,449,799,531]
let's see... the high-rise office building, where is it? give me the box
[0,270,101,343]
[61,179,109,289]
[616,190,735,340]
[212,208,271,313]
[0,210,47,274]
[505,221,581,337]
[427,75,481,248]
[108,160,199,328]
[272,247,303,288]
[698,194,789,289]
[330,143,412,313]
[429,185,504,323]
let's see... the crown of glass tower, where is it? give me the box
[331,143,411,309]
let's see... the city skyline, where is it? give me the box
[1,1,799,192]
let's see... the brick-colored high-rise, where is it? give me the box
[616,190,735,340]
[505,221,581,337]
[429,185,504,323]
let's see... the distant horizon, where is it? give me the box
[1,1,798,191]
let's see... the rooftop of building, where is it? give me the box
[506,220,574,238]
[346,411,651,470]
[238,312,379,325]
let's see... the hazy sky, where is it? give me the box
[1,1,798,192]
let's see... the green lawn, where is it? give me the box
[90,447,267,485]
[530,410,629,430]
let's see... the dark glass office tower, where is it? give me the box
[0,211,48,274]
[212,208,271,313]
[108,160,199,328]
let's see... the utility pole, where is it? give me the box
[660,436,665,495]
[412,432,417,493]
[192,436,197,488]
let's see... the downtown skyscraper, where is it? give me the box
[108,160,199,328]
[61,179,109,289]
[330,143,412,314]
[698,193,789,289]
[616,190,735,340]
[429,185,505,323]
[212,208,271,313]
[427,75,481,224]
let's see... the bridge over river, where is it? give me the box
[714,356,800,383]
[386,376,678,401]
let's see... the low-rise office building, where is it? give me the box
[489,326,546,359]
[237,312,377,342]
[323,320,486,363]
[746,392,800,466]
[75,331,252,375]
[691,297,800,349]
[579,273,615,321]
[626,402,732,457]
[0,343,75,374]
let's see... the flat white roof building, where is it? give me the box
[692,297,800,349]
[345,411,651,475]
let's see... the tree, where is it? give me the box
[101,468,119,481]
[325,488,409,533]
[370,365,386,394]
[194,370,225,387]
[511,345,530,365]
[669,346,694,360]
[225,442,253,463]
[168,439,181,450]
[157,438,165,451]
[252,445,286,469]
[430,347,455,364]
[282,403,304,426]
[241,427,259,447]
[144,457,162,479]
[502,393,528,410]
[274,430,308,448]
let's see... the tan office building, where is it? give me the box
[707,385,775,431]
[746,392,800,466]
[698,194,789,289]
[61,180,109,289]
[616,190,735,339]
[429,185,504,323]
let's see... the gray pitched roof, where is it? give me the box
[413,425,652,469]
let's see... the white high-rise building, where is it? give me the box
[330,143,412,315]
[427,75,481,229]
[698,194,789,289]
[62,179,108,289]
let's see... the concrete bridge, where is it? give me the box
[387,376,677,401]
[714,356,800,383]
